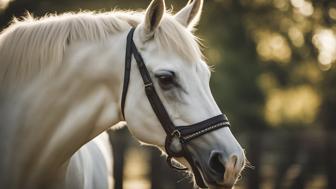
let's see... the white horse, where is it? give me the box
[0,0,246,189]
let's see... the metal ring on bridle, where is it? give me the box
[171,129,181,138]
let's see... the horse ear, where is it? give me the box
[174,0,203,30]
[139,0,165,42]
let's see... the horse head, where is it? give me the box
[122,0,246,188]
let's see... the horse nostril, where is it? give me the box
[232,154,238,167]
[209,152,226,176]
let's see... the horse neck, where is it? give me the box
[0,12,139,93]
[3,32,128,189]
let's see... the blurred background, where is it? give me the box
[1,0,335,189]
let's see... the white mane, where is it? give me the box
[0,10,202,91]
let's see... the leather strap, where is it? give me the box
[121,28,176,136]
[130,36,176,134]
[177,114,230,142]
[120,28,134,119]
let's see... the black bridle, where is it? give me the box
[121,28,230,188]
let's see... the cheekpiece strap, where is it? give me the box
[128,30,178,136]
[120,28,135,119]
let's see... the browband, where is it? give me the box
[121,28,230,188]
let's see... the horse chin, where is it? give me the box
[208,186,234,189]
[207,181,234,189]
[195,164,235,189]
[194,163,213,189]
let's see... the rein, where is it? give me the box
[121,28,230,188]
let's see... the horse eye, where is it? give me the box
[155,71,175,90]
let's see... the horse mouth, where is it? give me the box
[195,163,235,189]
[194,162,211,188]
[195,163,226,189]
[208,186,233,189]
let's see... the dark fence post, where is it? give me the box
[109,129,129,189]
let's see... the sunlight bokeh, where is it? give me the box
[312,29,336,70]
[288,26,305,47]
[273,0,290,11]
[255,31,292,64]
[290,0,314,17]
[0,0,11,9]
[292,63,321,84]
[329,8,336,20]
[264,85,320,126]
[124,148,150,189]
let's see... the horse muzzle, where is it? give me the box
[184,128,246,188]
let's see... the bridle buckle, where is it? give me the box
[171,129,181,138]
